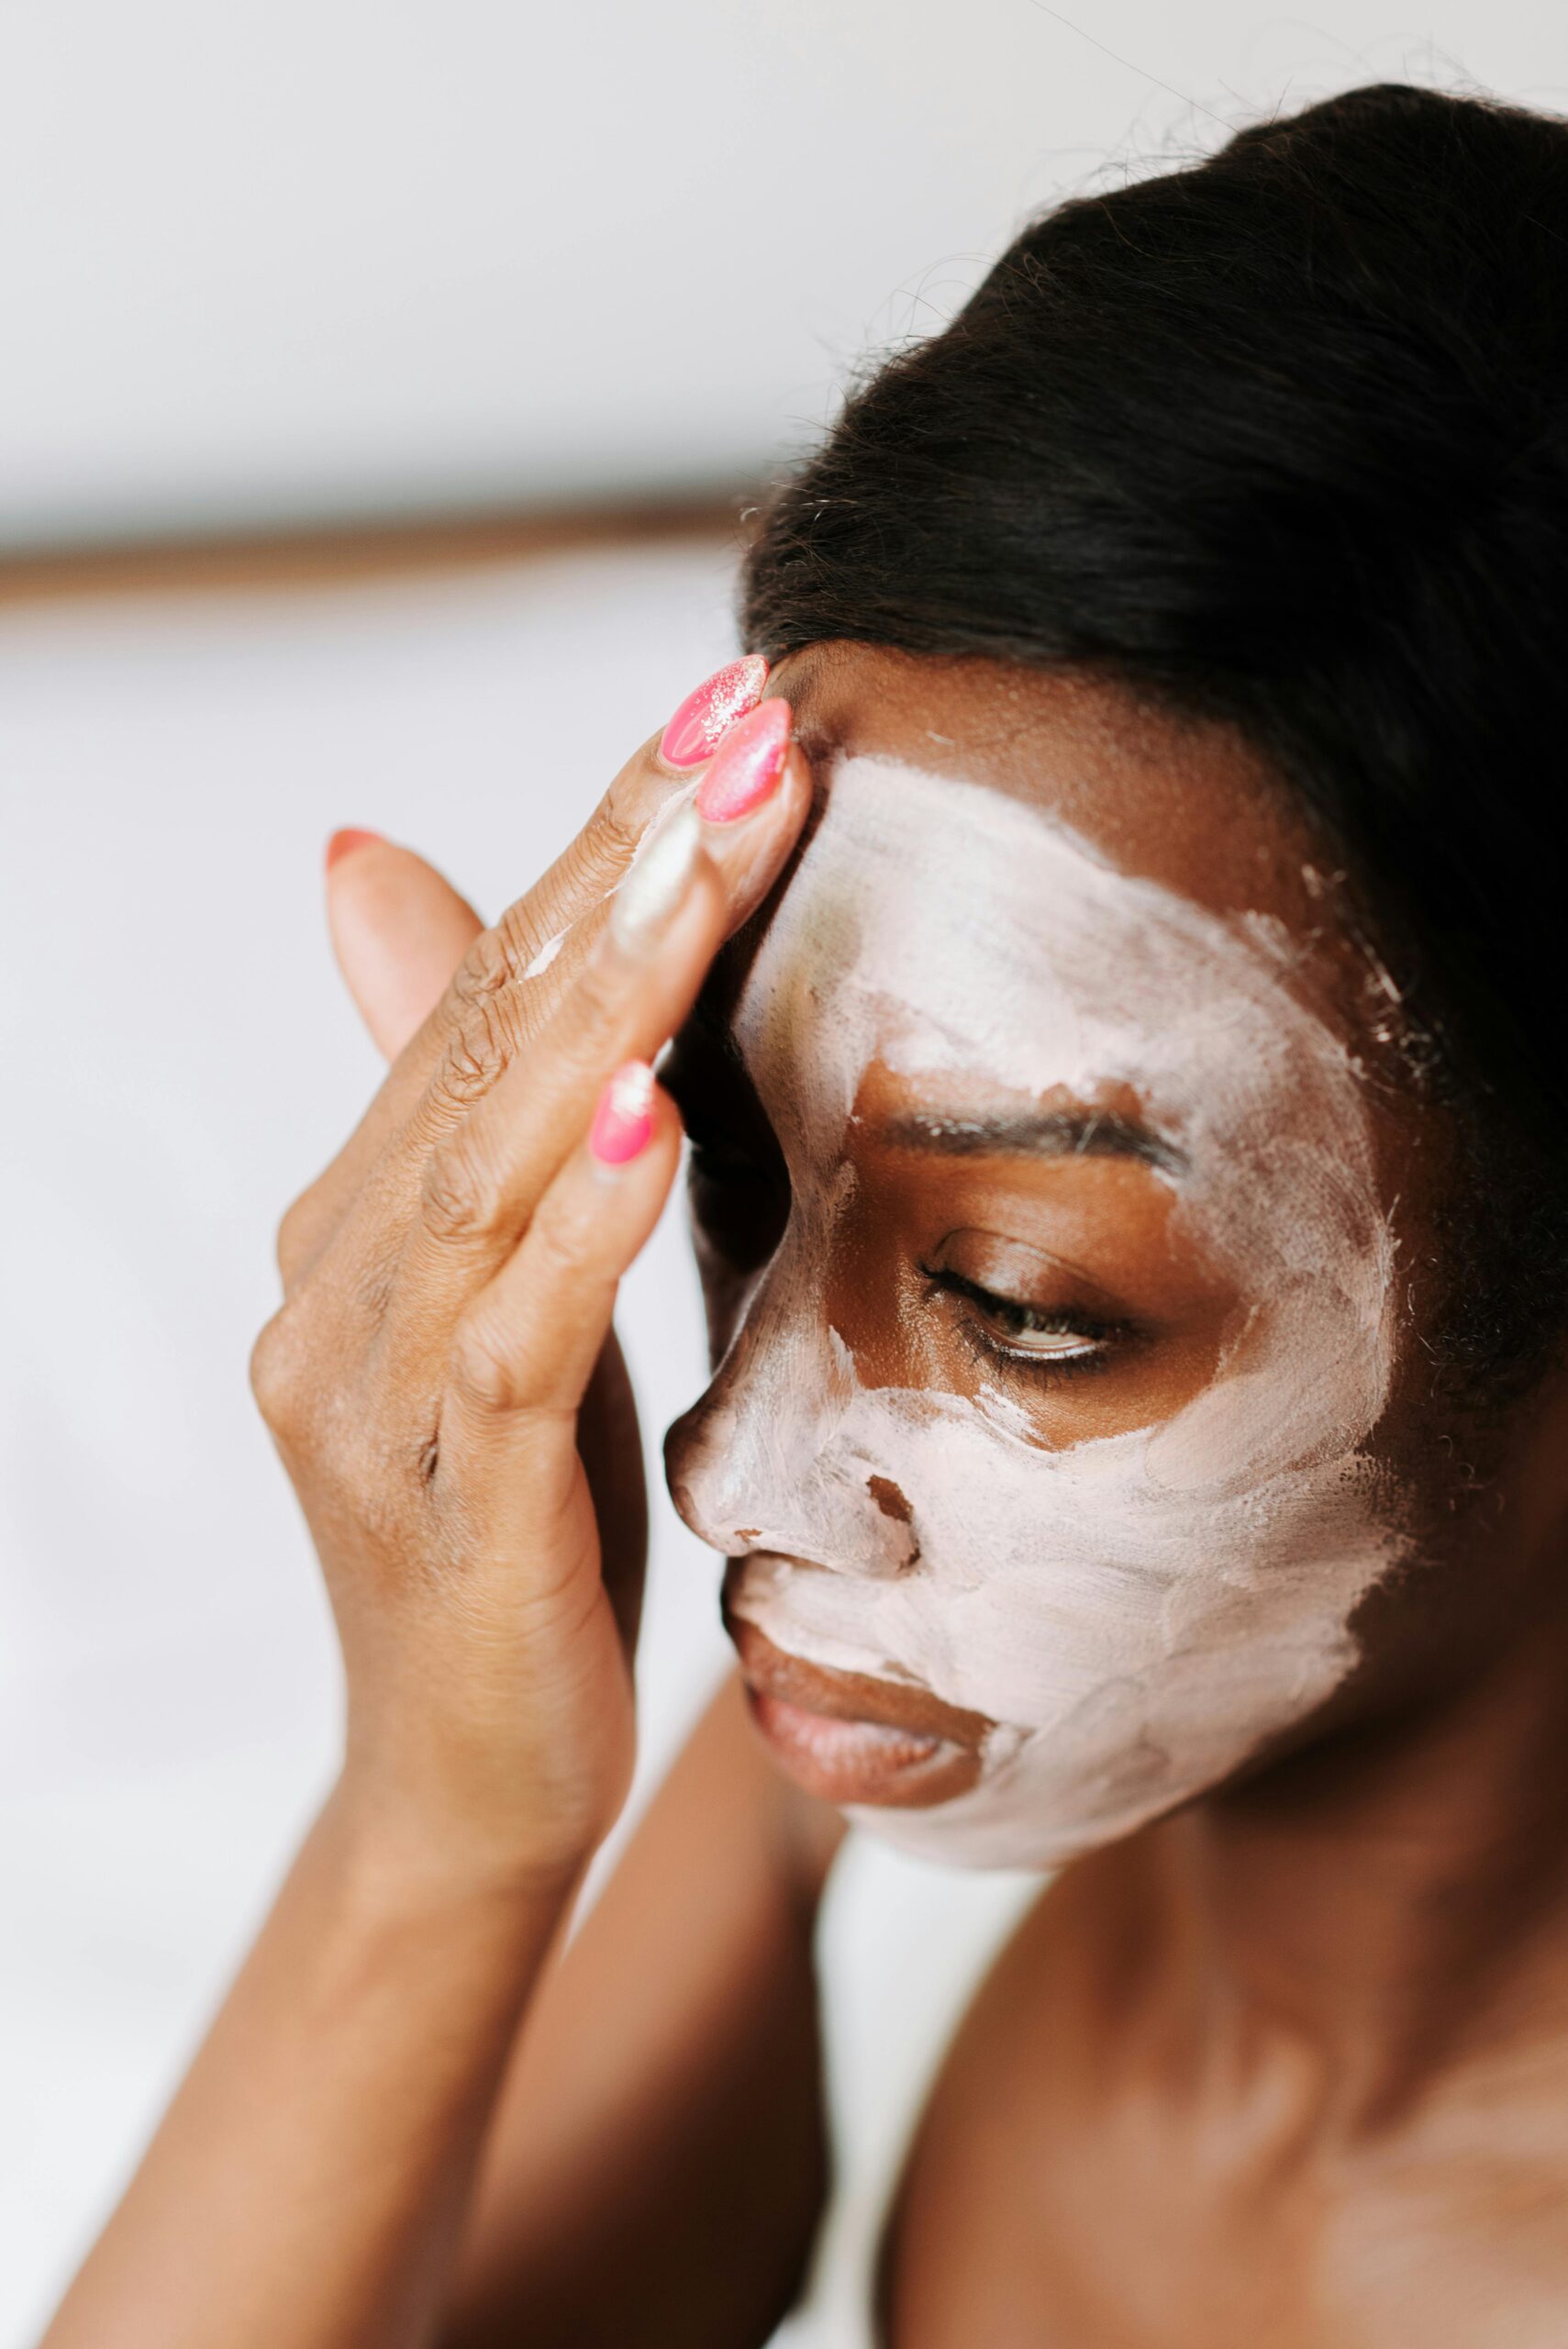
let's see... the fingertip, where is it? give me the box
[589,1060,657,1168]
[325,838,484,1063]
[325,826,386,871]
[657,654,771,774]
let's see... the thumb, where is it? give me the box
[325,829,484,1062]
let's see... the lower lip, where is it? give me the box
[745,1685,963,1805]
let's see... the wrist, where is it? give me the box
[317,1776,589,1937]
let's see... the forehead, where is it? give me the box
[773,642,1336,948]
[709,646,1402,1491]
[715,643,1367,1073]
[733,735,1370,1214]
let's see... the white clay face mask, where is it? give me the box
[668,752,1404,1871]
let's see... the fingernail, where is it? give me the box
[695,699,791,824]
[590,1061,656,1165]
[610,807,701,953]
[326,827,384,870]
[659,655,769,770]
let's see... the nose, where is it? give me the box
[663,1256,920,1578]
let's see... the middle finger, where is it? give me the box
[285,657,772,1287]
[382,714,811,1363]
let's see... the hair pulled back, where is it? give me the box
[740,82,1568,1375]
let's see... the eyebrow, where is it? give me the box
[878,1107,1187,1176]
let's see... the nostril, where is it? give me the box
[866,1474,921,1569]
[867,1474,912,1524]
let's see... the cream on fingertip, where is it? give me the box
[609,807,701,952]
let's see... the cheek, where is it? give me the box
[740,1375,1398,1765]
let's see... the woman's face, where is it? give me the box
[664,647,1442,1871]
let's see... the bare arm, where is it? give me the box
[44,685,817,2349]
[50,1678,841,2349]
[447,1670,844,2349]
[45,1798,567,2349]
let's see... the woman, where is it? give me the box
[44,81,1568,2347]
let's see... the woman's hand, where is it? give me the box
[250,692,810,1895]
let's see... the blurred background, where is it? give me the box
[3,3,1565,2340]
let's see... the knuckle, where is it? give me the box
[495,889,564,975]
[275,1189,324,1286]
[433,995,516,1113]
[528,1204,592,1287]
[569,800,640,885]
[448,923,514,1016]
[500,804,636,951]
[600,755,663,834]
[249,1301,313,1438]
[251,1297,418,1524]
[450,1311,528,1415]
[419,1137,501,1249]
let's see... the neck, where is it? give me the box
[1150,1586,1568,2135]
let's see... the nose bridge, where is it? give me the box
[664,1243,919,1576]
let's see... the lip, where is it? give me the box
[723,1570,993,1810]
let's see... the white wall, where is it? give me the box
[0,546,1039,2348]
[6,8,1568,2339]
[4,2,1566,548]
[0,545,746,2343]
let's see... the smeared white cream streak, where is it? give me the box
[521,781,701,981]
[522,927,567,979]
[669,755,1404,1871]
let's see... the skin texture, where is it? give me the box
[45,643,1568,2349]
[665,744,1404,1868]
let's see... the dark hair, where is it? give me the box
[740,82,1568,1381]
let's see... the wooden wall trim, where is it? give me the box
[0,491,753,606]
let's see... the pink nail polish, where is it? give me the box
[325,827,384,869]
[590,1061,656,1165]
[659,655,769,770]
[695,699,791,824]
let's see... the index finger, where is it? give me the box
[304,658,772,1210]
[373,658,771,1116]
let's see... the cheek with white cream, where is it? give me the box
[669,755,1405,1871]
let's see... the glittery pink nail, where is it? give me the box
[590,1061,656,1165]
[695,698,791,823]
[659,655,769,770]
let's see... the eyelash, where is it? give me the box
[919,1264,1129,1382]
[683,1132,1132,1387]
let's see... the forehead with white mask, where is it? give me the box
[663,659,1408,1872]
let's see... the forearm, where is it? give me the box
[43,1787,572,2349]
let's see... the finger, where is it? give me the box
[397,656,773,1092]
[391,722,810,1332]
[442,1069,683,1451]
[395,824,728,1327]
[308,659,774,1223]
[276,836,484,1287]
[504,651,773,975]
[326,832,484,1059]
[406,692,806,1108]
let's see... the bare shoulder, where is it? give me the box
[880,1841,1568,2349]
[445,1670,844,2349]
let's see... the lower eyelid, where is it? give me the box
[1001,1330,1102,1358]
[920,1267,1120,1381]
[980,1328,1114,1382]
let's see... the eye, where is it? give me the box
[920,1263,1129,1379]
